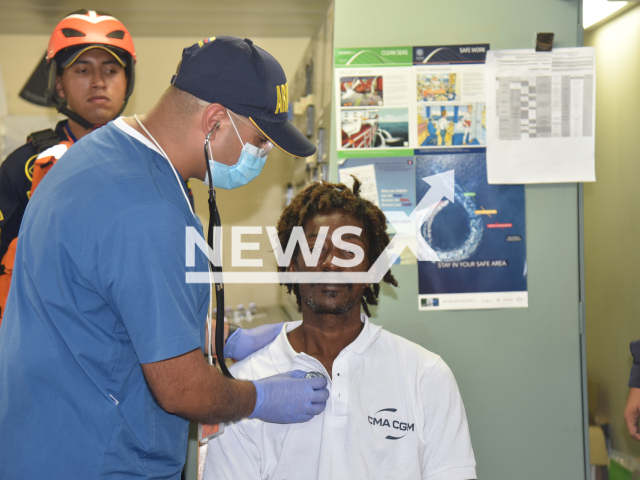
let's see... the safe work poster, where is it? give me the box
[334,44,488,154]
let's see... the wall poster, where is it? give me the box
[335,44,528,310]
[485,47,596,184]
[415,150,527,310]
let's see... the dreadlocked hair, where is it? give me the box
[277,177,398,317]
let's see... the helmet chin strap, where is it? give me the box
[56,104,97,131]
[56,99,129,132]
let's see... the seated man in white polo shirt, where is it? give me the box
[204,179,476,480]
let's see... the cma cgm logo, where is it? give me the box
[368,408,414,440]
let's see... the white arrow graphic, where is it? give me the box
[366,170,455,283]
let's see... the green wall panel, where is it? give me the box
[332,1,586,478]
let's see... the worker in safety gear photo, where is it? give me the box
[0,36,328,479]
[203,178,477,480]
[0,10,140,320]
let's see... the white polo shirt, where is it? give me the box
[204,316,476,480]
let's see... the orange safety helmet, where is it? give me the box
[20,10,136,129]
[46,10,136,65]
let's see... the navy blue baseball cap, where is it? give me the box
[171,36,315,158]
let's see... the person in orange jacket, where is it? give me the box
[0,10,137,321]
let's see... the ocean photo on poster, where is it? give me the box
[374,108,409,148]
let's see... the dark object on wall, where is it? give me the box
[536,32,554,52]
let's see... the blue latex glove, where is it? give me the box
[249,370,329,424]
[224,322,284,361]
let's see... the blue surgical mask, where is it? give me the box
[204,110,272,190]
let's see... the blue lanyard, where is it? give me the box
[64,124,77,143]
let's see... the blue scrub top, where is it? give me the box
[0,122,210,479]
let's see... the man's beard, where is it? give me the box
[298,283,362,315]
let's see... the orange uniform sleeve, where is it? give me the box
[0,140,73,321]
[31,141,73,194]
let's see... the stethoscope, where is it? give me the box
[204,124,234,379]
[134,116,233,379]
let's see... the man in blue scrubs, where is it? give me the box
[0,37,328,479]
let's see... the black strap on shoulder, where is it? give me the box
[57,105,96,131]
[28,129,62,153]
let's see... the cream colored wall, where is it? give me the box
[0,34,309,115]
[584,3,640,457]
[0,34,310,309]
[0,34,53,116]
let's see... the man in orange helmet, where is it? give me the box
[0,10,137,320]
